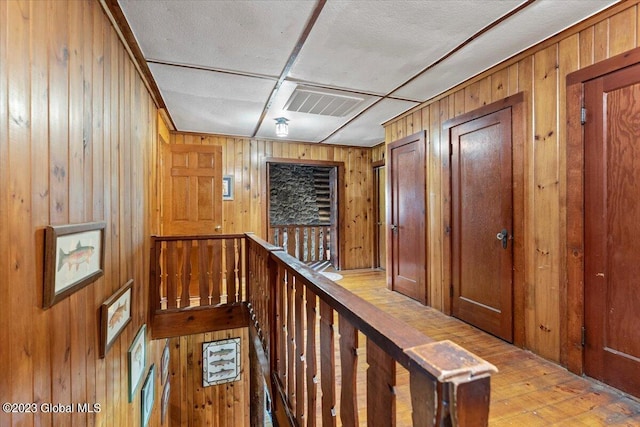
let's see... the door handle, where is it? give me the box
[496,228,509,249]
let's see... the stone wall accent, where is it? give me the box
[269,164,329,225]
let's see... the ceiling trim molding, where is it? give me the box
[251,0,328,138]
[146,59,279,82]
[100,1,167,110]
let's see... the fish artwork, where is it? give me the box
[209,359,233,368]
[57,240,95,272]
[209,368,236,379]
[210,347,234,357]
[109,300,128,329]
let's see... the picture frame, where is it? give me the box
[202,337,241,387]
[161,339,170,385]
[141,364,156,427]
[128,324,147,402]
[99,279,133,358]
[43,221,106,308]
[161,381,170,425]
[222,175,234,200]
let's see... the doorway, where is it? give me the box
[373,161,386,270]
[387,131,427,304]
[266,159,344,270]
[581,62,640,397]
[443,93,524,344]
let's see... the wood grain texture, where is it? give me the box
[169,328,250,427]
[0,1,164,425]
[383,1,640,364]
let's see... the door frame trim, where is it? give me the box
[442,92,525,346]
[372,159,385,269]
[386,131,428,304]
[566,46,640,375]
[264,157,345,270]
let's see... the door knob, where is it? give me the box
[215,225,222,231]
[496,229,509,249]
[390,224,398,233]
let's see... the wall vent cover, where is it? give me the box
[284,86,364,117]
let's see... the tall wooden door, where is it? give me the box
[450,108,513,342]
[584,63,640,397]
[387,132,426,304]
[162,143,223,235]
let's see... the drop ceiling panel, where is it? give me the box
[149,63,276,136]
[118,0,316,76]
[255,81,380,142]
[392,0,619,101]
[323,99,419,147]
[289,0,525,95]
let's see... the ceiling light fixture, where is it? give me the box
[275,117,289,137]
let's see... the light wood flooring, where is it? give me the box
[333,269,640,426]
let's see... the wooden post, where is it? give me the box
[406,340,497,427]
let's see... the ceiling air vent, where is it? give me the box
[284,86,364,117]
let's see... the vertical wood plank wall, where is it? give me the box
[162,133,374,270]
[383,1,640,364]
[0,1,163,426]
[168,328,250,427]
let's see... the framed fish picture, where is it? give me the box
[100,279,133,358]
[128,324,147,402]
[202,337,241,387]
[43,221,106,308]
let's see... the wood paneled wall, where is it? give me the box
[383,1,640,364]
[168,328,250,427]
[163,133,374,270]
[0,1,163,426]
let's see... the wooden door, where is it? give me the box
[387,132,426,304]
[584,64,640,397]
[374,165,386,269]
[162,143,223,235]
[450,108,513,342]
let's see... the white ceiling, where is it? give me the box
[118,0,619,147]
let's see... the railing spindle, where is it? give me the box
[367,340,396,427]
[295,276,305,425]
[208,239,220,305]
[225,238,236,303]
[198,240,210,305]
[306,289,318,427]
[166,241,178,309]
[180,240,192,308]
[339,315,359,426]
[319,301,337,426]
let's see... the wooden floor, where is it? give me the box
[333,269,640,426]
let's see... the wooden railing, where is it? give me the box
[149,234,249,338]
[245,234,497,427]
[150,233,496,425]
[269,224,331,263]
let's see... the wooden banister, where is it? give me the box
[245,234,497,426]
[150,233,497,426]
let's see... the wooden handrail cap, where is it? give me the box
[406,340,498,383]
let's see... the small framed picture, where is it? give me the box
[99,279,133,358]
[43,221,106,308]
[141,364,156,427]
[202,337,241,387]
[161,339,170,385]
[128,324,147,402]
[222,175,234,200]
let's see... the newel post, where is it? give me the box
[406,340,497,427]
